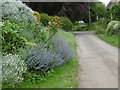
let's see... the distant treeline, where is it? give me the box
[25,2,89,22]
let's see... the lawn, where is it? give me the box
[97,34,119,48]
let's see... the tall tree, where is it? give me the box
[89,2,107,22]
[25,2,89,22]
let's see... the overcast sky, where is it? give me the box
[99,0,111,6]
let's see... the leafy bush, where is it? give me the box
[110,3,120,21]
[17,21,44,43]
[58,17,73,31]
[2,54,27,87]
[73,25,88,31]
[40,14,73,31]
[24,36,74,71]
[2,20,27,53]
[97,18,109,27]
[47,16,62,40]
[34,27,49,43]
[2,20,45,53]
[1,0,36,23]
[89,2,107,22]
[106,21,120,36]
[40,13,53,26]
[95,18,110,34]
[95,25,105,34]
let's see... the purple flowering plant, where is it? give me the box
[24,36,74,71]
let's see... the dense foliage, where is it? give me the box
[89,2,107,22]
[40,13,73,31]
[12,30,78,88]
[2,20,27,53]
[2,54,27,86]
[106,21,120,36]
[25,2,89,22]
[2,20,44,53]
[110,3,120,21]
[58,17,73,31]
[2,0,75,88]
[40,13,53,26]
[73,25,88,31]
[1,0,36,23]
[95,18,110,34]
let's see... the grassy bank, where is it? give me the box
[97,34,119,48]
[14,30,78,88]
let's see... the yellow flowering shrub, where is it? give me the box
[34,11,40,21]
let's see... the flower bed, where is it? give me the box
[1,0,75,88]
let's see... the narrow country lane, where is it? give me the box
[74,32,118,88]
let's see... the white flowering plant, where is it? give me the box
[1,0,36,23]
[2,54,27,87]
[0,22,4,27]
[106,21,120,36]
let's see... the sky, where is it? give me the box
[99,0,111,6]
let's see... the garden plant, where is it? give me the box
[1,0,78,88]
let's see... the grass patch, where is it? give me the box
[97,34,119,48]
[57,29,77,54]
[12,30,78,88]
[15,59,78,88]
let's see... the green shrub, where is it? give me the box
[40,14,73,31]
[2,20,46,53]
[97,18,109,28]
[58,17,73,31]
[17,21,45,43]
[2,20,27,53]
[110,3,120,21]
[73,25,88,31]
[34,27,49,43]
[95,18,110,34]
[95,25,105,34]
[106,21,120,36]
[40,13,54,26]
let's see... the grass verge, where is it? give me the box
[13,30,78,88]
[97,34,119,48]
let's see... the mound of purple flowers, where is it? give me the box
[24,36,74,71]
[51,36,74,61]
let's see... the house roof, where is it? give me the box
[107,0,120,9]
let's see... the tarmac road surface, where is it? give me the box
[74,32,118,88]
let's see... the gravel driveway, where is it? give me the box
[74,32,118,88]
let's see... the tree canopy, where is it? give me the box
[89,2,107,22]
[25,2,89,22]
[25,2,107,23]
